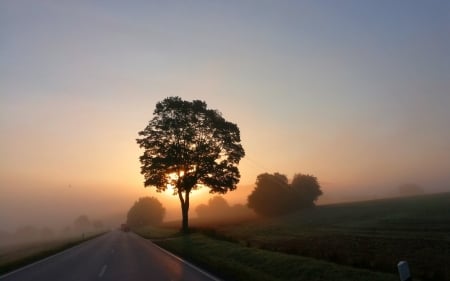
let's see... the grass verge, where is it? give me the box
[153,233,399,281]
[132,225,179,239]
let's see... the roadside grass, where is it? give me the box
[154,233,399,281]
[0,232,105,275]
[132,225,179,239]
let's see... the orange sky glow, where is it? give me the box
[1,1,449,230]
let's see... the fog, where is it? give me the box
[2,175,449,245]
[1,1,450,247]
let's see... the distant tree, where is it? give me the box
[290,173,322,209]
[74,215,91,232]
[247,173,291,216]
[15,225,39,242]
[247,172,322,217]
[196,196,231,219]
[136,96,245,232]
[127,197,165,229]
[92,220,104,230]
[230,204,256,219]
[398,183,424,196]
[196,196,255,222]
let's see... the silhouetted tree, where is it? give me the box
[247,173,291,216]
[137,97,245,232]
[196,196,231,219]
[74,215,91,232]
[290,173,322,209]
[127,197,165,229]
[248,172,322,217]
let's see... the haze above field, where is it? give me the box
[1,1,449,231]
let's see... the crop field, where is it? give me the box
[147,192,450,281]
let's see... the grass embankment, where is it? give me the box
[154,233,398,281]
[0,232,106,275]
[138,192,449,281]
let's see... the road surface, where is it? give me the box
[0,231,220,281]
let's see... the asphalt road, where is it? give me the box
[0,231,220,281]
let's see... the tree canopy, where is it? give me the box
[247,173,322,217]
[136,96,245,232]
[127,197,165,229]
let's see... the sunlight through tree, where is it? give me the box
[136,97,245,232]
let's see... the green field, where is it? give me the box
[141,192,450,281]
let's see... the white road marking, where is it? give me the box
[98,265,107,278]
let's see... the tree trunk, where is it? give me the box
[179,190,190,233]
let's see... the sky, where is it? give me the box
[1,1,449,230]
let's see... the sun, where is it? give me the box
[161,172,208,199]
[162,184,209,198]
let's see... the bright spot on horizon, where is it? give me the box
[163,172,211,200]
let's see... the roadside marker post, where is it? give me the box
[398,261,412,281]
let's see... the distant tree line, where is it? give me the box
[195,196,255,222]
[73,215,105,233]
[247,173,322,217]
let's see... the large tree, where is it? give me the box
[136,96,245,232]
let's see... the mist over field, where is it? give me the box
[1,178,448,241]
